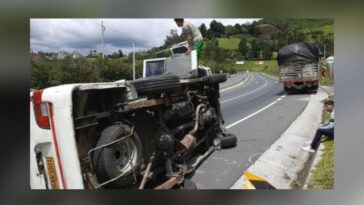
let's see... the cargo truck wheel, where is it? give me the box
[202,74,227,85]
[311,85,318,93]
[93,124,142,188]
[131,74,181,96]
[284,86,293,94]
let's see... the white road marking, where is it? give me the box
[221,75,268,104]
[226,95,286,129]
[220,74,249,93]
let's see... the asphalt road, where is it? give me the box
[189,72,311,189]
[220,73,247,90]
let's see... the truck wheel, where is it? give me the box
[202,74,227,85]
[284,86,292,94]
[311,85,318,93]
[220,133,237,149]
[131,74,181,96]
[92,124,142,188]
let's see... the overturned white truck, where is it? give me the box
[30,44,236,189]
[278,43,320,93]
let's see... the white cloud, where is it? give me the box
[30,18,261,55]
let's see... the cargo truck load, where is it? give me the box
[278,43,320,93]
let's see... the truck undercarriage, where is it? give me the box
[71,73,236,189]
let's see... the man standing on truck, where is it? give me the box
[174,18,204,59]
[302,100,334,152]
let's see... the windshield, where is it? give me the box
[145,60,165,77]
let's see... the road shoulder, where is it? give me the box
[231,88,328,189]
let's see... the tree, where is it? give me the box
[234,23,242,33]
[30,60,54,88]
[246,21,261,36]
[199,23,207,38]
[118,49,124,58]
[226,25,239,35]
[203,39,224,61]
[238,38,249,58]
[163,29,184,48]
[263,46,273,59]
[209,20,225,37]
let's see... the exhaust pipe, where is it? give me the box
[157,104,206,189]
[178,104,206,152]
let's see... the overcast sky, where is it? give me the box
[30,18,260,55]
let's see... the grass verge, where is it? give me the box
[307,140,334,189]
[307,95,335,189]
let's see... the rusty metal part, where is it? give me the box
[175,103,205,153]
[155,177,178,189]
[155,164,187,189]
[139,153,155,190]
[155,173,185,190]
[179,134,196,152]
[190,104,206,135]
[127,97,170,110]
[86,172,99,189]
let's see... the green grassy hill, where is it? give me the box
[231,33,256,41]
[238,60,277,71]
[217,38,241,49]
[301,24,333,34]
[256,24,281,39]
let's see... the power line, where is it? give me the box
[96,20,136,80]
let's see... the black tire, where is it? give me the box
[220,133,237,149]
[180,179,197,190]
[131,74,180,96]
[284,86,293,94]
[92,124,142,188]
[202,74,227,85]
[311,85,318,93]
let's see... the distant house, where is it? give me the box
[56,51,69,60]
[55,51,84,60]
[254,61,264,65]
[71,51,84,59]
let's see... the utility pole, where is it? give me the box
[133,40,135,80]
[101,21,105,59]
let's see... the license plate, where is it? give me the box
[45,157,60,189]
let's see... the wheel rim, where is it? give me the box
[113,138,138,173]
